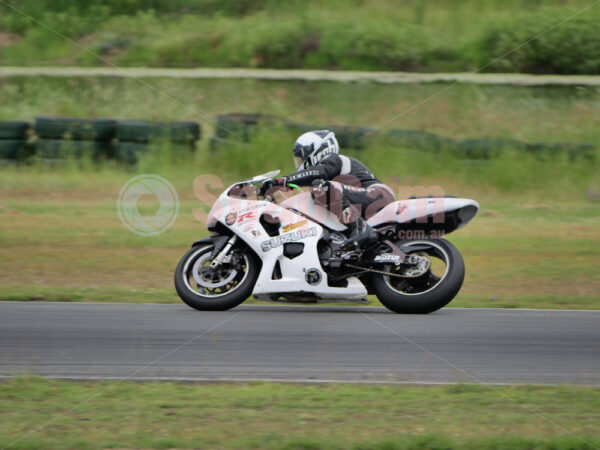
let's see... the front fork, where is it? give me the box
[210,235,238,268]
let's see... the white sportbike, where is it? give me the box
[175,171,478,314]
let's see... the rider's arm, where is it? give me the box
[283,155,342,186]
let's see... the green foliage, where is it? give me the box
[0,4,111,36]
[476,8,600,74]
[103,14,456,71]
[2,1,599,73]
[311,21,432,71]
[227,15,314,69]
[0,0,273,20]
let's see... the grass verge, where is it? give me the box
[1,377,599,449]
[0,78,598,310]
[0,143,598,310]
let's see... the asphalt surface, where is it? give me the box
[1,302,599,385]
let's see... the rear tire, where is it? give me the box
[174,244,259,311]
[372,239,465,314]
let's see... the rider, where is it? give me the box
[259,130,396,249]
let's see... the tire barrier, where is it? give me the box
[213,113,374,150]
[35,116,117,141]
[385,129,596,161]
[116,121,200,143]
[115,141,195,164]
[523,142,596,161]
[0,116,202,164]
[35,139,113,160]
[210,114,597,161]
[0,121,32,162]
[287,123,375,149]
[215,113,284,142]
[209,135,249,151]
[114,141,150,164]
[0,121,30,140]
[0,140,32,160]
[386,129,457,152]
[1,115,595,164]
[211,114,597,161]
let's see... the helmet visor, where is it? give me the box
[293,156,304,170]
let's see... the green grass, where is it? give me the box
[1,1,599,73]
[1,286,599,310]
[1,377,599,449]
[0,151,598,309]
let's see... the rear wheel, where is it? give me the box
[174,243,259,311]
[371,239,464,314]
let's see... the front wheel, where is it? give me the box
[174,243,259,311]
[371,239,465,314]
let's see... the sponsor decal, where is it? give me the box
[225,212,237,225]
[242,224,254,232]
[236,211,256,224]
[225,211,256,226]
[374,254,402,264]
[287,170,319,182]
[281,220,308,233]
[261,227,318,252]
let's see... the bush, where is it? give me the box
[1,2,599,74]
[0,4,110,36]
[313,21,435,71]
[476,8,600,74]
[143,15,452,71]
[220,15,316,68]
[0,0,283,34]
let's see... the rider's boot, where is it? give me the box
[340,217,379,250]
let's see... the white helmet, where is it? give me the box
[293,130,339,170]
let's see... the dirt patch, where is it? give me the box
[480,209,503,217]
[0,32,21,48]
[521,204,552,211]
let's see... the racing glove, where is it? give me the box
[259,177,287,197]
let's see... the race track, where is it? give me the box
[1,302,599,385]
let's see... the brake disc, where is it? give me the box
[192,253,238,288]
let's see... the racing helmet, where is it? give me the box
[293,130,339,170]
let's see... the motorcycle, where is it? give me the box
[174,170,479,314]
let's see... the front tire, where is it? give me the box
[174,244,259,311]
[372,239,465,314]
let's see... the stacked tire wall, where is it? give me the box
[2,114,595,165]
[116,121,200,164]
[211,113,375,151]
[34,116,116,161]
[1,117,202,165]
[0,121,32,162]
[210,113,596,162]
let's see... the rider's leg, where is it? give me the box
[339,198,376,249]
[340,184,395,249]
[327,182,377,248]
[311,180,395,248]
